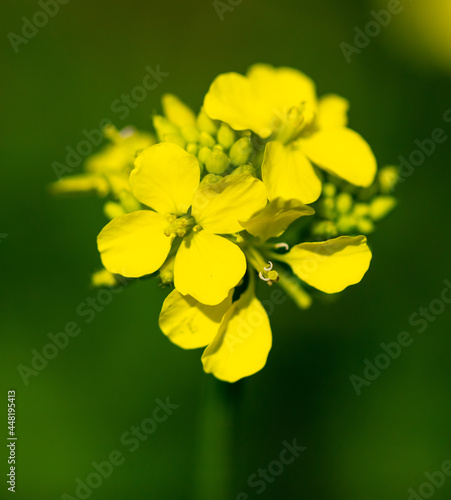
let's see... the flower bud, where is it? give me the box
[378,166,399,194]
[205,147,229,174]
[217,123,236,149]
[336,192,353,214]
[229,137,253,166]
[186,143,198,156]
[230,164,255,176]
[152,115,181,140]
[198,146,212,164]
[369,196,397,221]
[181,126,200,144]
[199,131,216,148]
[159,256,175,285]
[197,107,218,135]
[103,201,126,220]
[91,269,118,287]
[200,174,223,186]
[162,94,196,128]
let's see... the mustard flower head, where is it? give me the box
[55,64,397,383]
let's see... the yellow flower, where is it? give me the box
[158,198,372,383]
[159,276,272,383]
[50,126,154,215]
[97,142,267,305]
[204,64,377,204]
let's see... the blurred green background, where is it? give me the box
[2,0,451,498]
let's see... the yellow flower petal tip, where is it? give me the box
[201,286,272,383]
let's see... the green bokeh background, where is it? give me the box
[2,0,451,498]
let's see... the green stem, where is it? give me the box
[194,377,242,500]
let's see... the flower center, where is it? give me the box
[273,103,315,144]
[164,215,196,238]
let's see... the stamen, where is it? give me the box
[275,242,290,251]
[264,261,273,272]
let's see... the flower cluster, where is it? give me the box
[52,64,397,382]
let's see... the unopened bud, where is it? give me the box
[103,201,126,220]
[159,256,175,284]
[217,123,236,149]
[197,107,218,135]
[199,131,216,148]
[230,164,255,176]
[162,94,196,128]
[229,137,253,166]
[378,165,399,194]
[200,174,223,186]
[205,147,229,174]
[369,196,397,221]
[152,115,180,139]
[336,192,353,214]
[91,269,118,287]
[198,146,212,165]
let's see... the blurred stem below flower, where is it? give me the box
[194,377,243,500]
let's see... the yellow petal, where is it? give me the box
[261,141,322,204]
[201,285,272,383]
[192,174,267,234]
[161,94,197,128]
[97,211,172,277]
[299,128,377,187]
[239,198,314,241]
[204,64,316,138]
[174,231,246,306]
[49,174,109,197]
[315,94,349,129]
[280,235,372,293]
[159,289,232,349]
[130,143,200,215]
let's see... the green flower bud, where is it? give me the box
[91,269,118,288]
[159,256,175,285]
[200,173,223,186]
[180,126,200,144]
[369,196,397,221]
[378,165,399,194]
[311,220,338,238]
[356,217,375,234]
[152,115,180,140]
[197,107,218,135]
[118,192,141,213]
[336,192,353,214]
[186,143,198,156]
[318,197,335,219]
[199,131,216,148]
[353,203,370,217]
[229,137,253,166]
[323,183,337,198]
[198,146,212,164]
[103,201,126,220]
[217,123,236,149]
[336,215,356,233]
[162,94,196,128]
[230,164,255,176]
[205,147,230,174]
